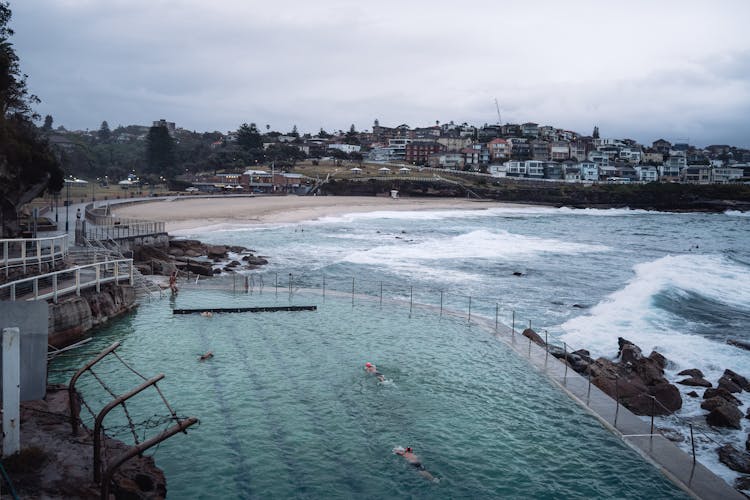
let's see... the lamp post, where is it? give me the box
[65,178,71,231]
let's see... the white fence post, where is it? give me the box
[2,327,21,457]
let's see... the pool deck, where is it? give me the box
[488,323,744,500]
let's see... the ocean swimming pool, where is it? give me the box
[51,289,688,499]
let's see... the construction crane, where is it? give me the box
[494,98,502,125]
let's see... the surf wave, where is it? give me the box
[725,209,750,217]
[559,253,750,380]
[343,229,610,266]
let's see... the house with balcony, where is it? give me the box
[652,139,672,155]
[543,162,563,180]
[509,138,530,160]
[487,138,510,161]
[521,122,539,137]
[681,165,712,184]
[578,162,599,181]
[504,160,526,177]
[711,167,744,183]
[437,136,472,152]
[405,141,443,165]
[549,141,570,161]
[531,140,550,161]
[635,166,659,183]
[525,160,545,178]
[461,148,482,169]
[429,152,465,169]
[488,164,507,177]
[564,165,581,182]
[588,151,610,167]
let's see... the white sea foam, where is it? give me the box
[725,209,750,217]
[343,229,610,266]
[559,253,750,381]
[312,205,665,225]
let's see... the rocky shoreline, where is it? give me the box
[523,329,750,495]
[133,237,269,278]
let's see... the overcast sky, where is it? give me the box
[9,0,750,146]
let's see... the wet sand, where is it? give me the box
[113,195,519,232]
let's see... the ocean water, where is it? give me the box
[50,203,749,496]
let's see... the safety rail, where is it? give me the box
[1,234,69,276]
[0,258,134,302]
[85,220,166,242]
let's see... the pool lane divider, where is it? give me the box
[173,306,317,314]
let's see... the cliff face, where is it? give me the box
[48,284,137,348]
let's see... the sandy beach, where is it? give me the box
[114,195,519,232]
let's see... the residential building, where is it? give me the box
[461,147,482,169]
[588,151,610,167]
[642,151,664,164]
[429,152,464,169]
[544,162,563,179]
[437,136,473,152]
[578,162,599,181]
[328,143,361,154]
[504,160,526,177]
[487,138,510,161]
[549,141,570,161]
[521,122,539,137]
[635,166,658,183]
[531,140,550,161]
[564,166,581,183]
[652,139,672,154]
[488,164,507,177]
[509,139,531,160]
[405,141,443,165]
[525,160,545,178]
[712,167,744,183]
[681,165,711,184]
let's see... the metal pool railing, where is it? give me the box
[0,258,134,302]
[1,234,69,277]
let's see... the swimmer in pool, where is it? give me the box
[200,311,213,318]
[364,362,385,382]
[393,446,437,482]
[199,351,213,361]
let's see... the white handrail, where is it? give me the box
[1,234,69,275]
[0,258,134,302]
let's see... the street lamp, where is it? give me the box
[65,177,71,231]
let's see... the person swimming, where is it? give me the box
[199,351,213,361]
[393,446,437,482]
[200,311,213,318]
[364,362,385,382]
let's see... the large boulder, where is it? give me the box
[718,444,750,473]
[522,328,545,346]
[677,377,712,388]
[707,404,743,429]
[702,397,732,412]
[618,337,642,364]
[677,368,704,378]
[704,387,742,406]
[207,245,228,259]
[718,375,742,394]
[724,369,750,391]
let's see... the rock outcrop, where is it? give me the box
[12,385,167,498]
[48,283,137,349]
[718,444,750,474]
[134,238,269,277]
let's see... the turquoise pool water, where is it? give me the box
[51,289,688,499]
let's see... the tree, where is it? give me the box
[318,128,331,139]
[98,120,111,143]
[237,122,262,150]
[145,125,176,178]
[593,126,600,139]
[344,124,359,145]
[42,114,53,131]
[0,2,63,236]
[290,124,299,138]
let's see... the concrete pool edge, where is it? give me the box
[485,323,744,500]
